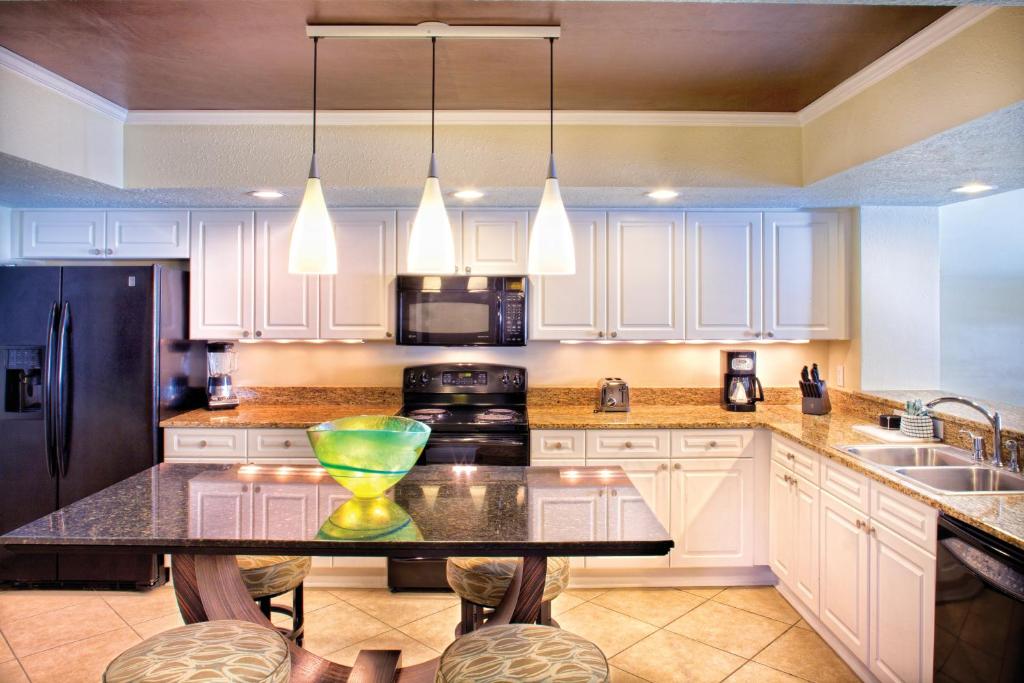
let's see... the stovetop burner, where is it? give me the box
[406,408,452,423]
[476,408,520,423]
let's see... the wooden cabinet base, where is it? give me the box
[171,553,547,682]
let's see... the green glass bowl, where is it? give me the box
[307,415,429,498]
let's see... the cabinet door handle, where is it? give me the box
[465,266,472,274]
[868,525,877,536]
[855,519,864,529]
[673,463,682,470]
[553,442,563,450]
[255,330,263,338]
[610,331,618,338]
[766,331,775,338]
[90,248,102,255]
[386,332,393,338]
[610,490,618,497]
[754,331,763,338]
[598,489,604,497]
[598,331,604,338]
[283,440,291,448]
[659,463,668,471]
[242,330,250,338]
[105,248,114,255]
[198,440,207,448]
[624,441,633,449]
[708,440,718,448]
[254,485,261,493]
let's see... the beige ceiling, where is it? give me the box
[0,1,949,112]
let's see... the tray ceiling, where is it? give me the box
[0,1,949,112]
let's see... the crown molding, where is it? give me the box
[797,6,997,125]
[124,109,800,127]
[0,46,127,122]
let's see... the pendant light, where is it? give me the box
[407,37,457,274]
[288,37,338,275]
[528,37,575,275]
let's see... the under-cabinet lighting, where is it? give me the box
[952,183,995,194]
[646,189,679,200]
[247,190,284,199]
[452,465,477,475]
[557,339,810,345]
[452,189,485,200]
[236,338,366,344]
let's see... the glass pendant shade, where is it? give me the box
[288,162,337,275]
[528,162,576,275]
[407,156,456,273]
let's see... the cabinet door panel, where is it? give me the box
[397,209,462,275]
[819,491,870,662]
[189,210,254,340]
[685,212,762,340]
[869,522,935,683]
[671,458,754,567]
[317,484,387,570]
[255,211,318,339]
[253,483,319,539]
[587,460,670,569]
[320,210,396,340]
[19,210,105,259]
[768,459,794,584]
[792,476,820,615]
[764,211,847,340]
[529,211,607,340]
[461,210,528,275]
[608,212,685,340]
[107,210,189,259]
[188,482,252,539]
[531,487,605,571]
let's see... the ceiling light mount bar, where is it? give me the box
[306,21,560,40]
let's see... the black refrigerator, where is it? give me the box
[0,265,205,587]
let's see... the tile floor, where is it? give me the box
[0,584,859,682]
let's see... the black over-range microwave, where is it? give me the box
[396,276,527,346]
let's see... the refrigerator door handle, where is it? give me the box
[55,301,71,478]
[42,301,58,478]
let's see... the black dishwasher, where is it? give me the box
[934,513,1024,682]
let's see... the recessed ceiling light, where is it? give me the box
[452,189,485,200]
[247,190,284,199]
[646,189,679,200]
[952,183,995,194]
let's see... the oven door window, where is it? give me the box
[419,435,528,466]
[399,291,499,345]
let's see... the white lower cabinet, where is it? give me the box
[819,490,869,661]
[586,459,671,569]
[768,459,795,584]
[670,458,754,568]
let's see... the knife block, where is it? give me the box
[802,383,832,415]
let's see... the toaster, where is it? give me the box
[597,378,631,412]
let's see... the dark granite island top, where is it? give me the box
[1,463,673,559]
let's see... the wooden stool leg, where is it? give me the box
[460,598,477,634]
[258,596,272,619]
[540,600,552,626]
[293,583,305,647]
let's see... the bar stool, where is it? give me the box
[436,623,608,682]
[103,619,290,682]
[237,555,311,645]
[446,556,570,633]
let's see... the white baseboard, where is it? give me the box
[304,568,388,589]
[567,565,775,589]
[775,582,877,683]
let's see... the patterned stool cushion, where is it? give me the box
[436,623,608,682]
[446,557,570,608]
[104,619,290,683]
[237,555,311,599]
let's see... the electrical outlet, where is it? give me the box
[835,365,845,387]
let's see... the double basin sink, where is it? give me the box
[836,444,1024,495]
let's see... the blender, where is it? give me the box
[206,342,239,410]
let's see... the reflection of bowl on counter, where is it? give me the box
[316,497,422,542]
[306,415,429,498]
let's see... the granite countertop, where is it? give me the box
[532,403,1024,550]
[1,464,671,558]
[160,403,403,429]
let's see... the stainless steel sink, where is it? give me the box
[837,444,974,468]
[892,467,1024,494]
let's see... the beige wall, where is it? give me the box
[802,8,1024,184]
[0,67,123,187]
[232,340,830,389]
[123,123,802,191]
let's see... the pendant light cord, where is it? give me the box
[312,37,319,156]
[549,37,554,156]
[431,36,437,156]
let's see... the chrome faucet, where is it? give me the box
[927,396,1003,468]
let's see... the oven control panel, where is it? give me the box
[442,371,488,386]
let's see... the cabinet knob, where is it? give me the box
[198,440,207,448]
[242,330,250,338]
[868,525,877,536]
[465,266,472,274]
[754,331,763,338]
[624,441,633,449]
[598,489,605,497]
[673,463,682,470]
[254,486,261,493]
[283,440,291,448]
[766,331,775,338]
[454,266,459,274]
[787,453,795,461]
[855,519,864,529]
[386,332,393,338]
[611,490,618,497]
[610,332,618,338]
[708,440,718,448]
[255,330,263,338]
[553,442,563,450]
[659,463,668,471]
[598,331,604,338]
[105,248,114,255]
[90,248,101,255]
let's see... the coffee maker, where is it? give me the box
[206,342,239,410]
[722,350,764,412]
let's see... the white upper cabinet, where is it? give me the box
[190,210,254,340]
[685,212,763,340]
[764,211,848,340]
[397,209,462,275]
[18,210,106,259]
[529,210,608,341]
[461,210,529,275]
[319,210,396,340]
[608,211,685,340]
[254,211,318,340]
[107,210,189,259]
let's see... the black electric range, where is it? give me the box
[389,363,529,590]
